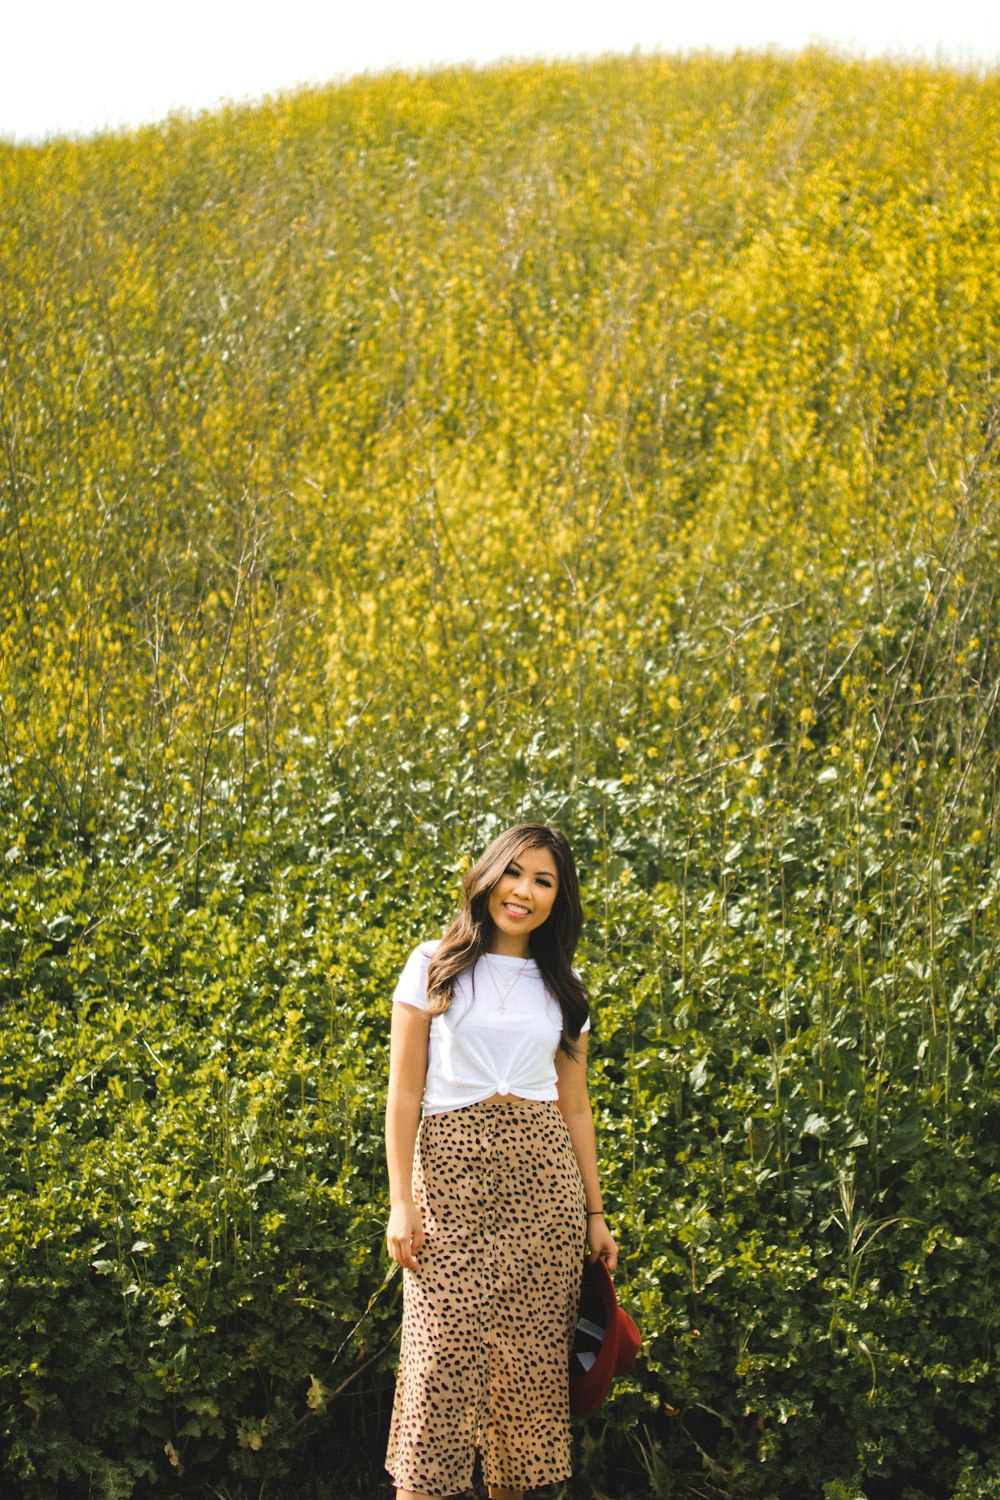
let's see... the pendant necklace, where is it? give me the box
[483,953,532,1015]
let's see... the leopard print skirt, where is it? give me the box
[385,1098,587,1496]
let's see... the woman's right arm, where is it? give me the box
[385,1000,431,1271]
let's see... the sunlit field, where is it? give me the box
[1,48,999,1499]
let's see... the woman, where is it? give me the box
[384,822,617,1500]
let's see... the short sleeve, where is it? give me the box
[391,942,437,1012]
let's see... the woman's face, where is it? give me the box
[486,844,560,953]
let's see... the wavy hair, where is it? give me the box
[425,823,589,1055]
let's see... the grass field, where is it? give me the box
[1,47,999,1500]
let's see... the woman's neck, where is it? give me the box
[485,933,532,959]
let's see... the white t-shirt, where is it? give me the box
[391,941,590,1116]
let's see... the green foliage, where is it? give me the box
[1,46,999,1500]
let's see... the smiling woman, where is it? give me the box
[383,823,616,1500]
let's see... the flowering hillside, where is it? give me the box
[1,49,998,1499]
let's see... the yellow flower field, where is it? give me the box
[2,51,997,804]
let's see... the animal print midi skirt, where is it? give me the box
[385,1099,587,1496]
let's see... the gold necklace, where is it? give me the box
[482,953,532,1015]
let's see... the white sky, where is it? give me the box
[3,0,998,143]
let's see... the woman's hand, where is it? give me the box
[386,1200,425,1271]
[586,1214,618,1271]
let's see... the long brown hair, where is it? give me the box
[426,823,589,1055]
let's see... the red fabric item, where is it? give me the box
[569,1258,641,1417]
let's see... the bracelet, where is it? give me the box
[586,1210,605,1217]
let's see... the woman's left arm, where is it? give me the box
[555,1034,618,1270]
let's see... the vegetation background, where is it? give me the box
[1,46,999,1500]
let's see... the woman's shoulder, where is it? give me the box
[393,939,442,1010]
